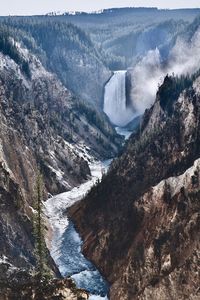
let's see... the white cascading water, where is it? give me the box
[104,70,133,127]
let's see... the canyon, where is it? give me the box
[0,7,199,300]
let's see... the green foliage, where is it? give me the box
[0,8,199,72]
[100,48,126,70]
[0,25,31,78]
[1,18,100,62]
[33,172,49,280]
[159,72,200,114]
[74,100,115,140]
[126,126,163,157]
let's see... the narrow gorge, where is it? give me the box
[45,151,111,300]
[0,6,200,300]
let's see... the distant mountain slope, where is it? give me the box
[124,15,200,121]
[0,19,111,106]
[2,8,200,74]
[47,7,200,68]
[70,73,200,300]
[0,8,198,115]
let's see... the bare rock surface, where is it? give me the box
[70,75,200,300]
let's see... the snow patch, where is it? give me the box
[0,255,18,273]
[178,93,196,138]
[153,158,200,198]
[0,255,9,264]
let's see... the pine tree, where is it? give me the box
[69,112,74,140]
[33,172,47,280]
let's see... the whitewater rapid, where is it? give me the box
[44,77,134,298]
[44,149,111,299]
[104,70,133,127]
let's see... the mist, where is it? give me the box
[130,26,200,116]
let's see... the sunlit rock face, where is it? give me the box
[0,39,120,275]
[71,73,200,300]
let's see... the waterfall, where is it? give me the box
[104,70,133,127]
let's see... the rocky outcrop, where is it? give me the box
[109,159,200,300]
[70,75,200,299]
[0,39,120,190]
[0,261,89,300]
[0,36,120,275]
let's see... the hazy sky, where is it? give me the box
[1,1,200,16]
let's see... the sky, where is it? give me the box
[1,0,200,16]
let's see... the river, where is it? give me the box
[44,152,111,299]
[44,69,134,299]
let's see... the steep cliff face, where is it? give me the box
[30,22,111,107]
[0,41,119,188]
[0,36,120,274]
[1,20,111,107]
[70,75,200,299]
[108,159,200,300]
